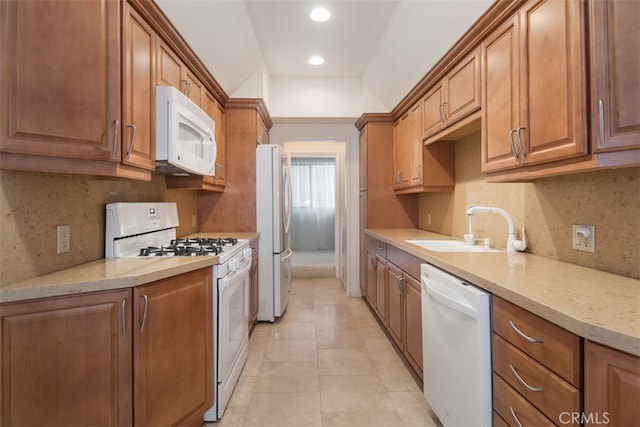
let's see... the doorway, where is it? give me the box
[284,141,346,286]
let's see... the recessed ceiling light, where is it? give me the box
[308,56,325,65]
[309,7,331,22]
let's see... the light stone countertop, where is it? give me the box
[0,232,260,304]
[367,228,640,357]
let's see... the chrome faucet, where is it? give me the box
[466,206,527,253]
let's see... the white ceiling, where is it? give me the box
[155,0,494,117]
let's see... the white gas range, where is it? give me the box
[105,202,250,421]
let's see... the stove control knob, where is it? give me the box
[243,248,252,259]
[229,258,240,271]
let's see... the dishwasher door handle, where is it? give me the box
[422,276,477,319]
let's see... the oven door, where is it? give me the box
[217,257,250,418]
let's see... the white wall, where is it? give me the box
[230,66,271,106]
[269,77,364,118]
[271,123,362,296]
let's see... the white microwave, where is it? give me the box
[155,85,216,176]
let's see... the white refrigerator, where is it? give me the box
[256,144,293,321]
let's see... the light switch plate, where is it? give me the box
[572,225,594,253]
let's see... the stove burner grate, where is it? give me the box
[138,243,224,257]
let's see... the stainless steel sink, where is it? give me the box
[404,239,503,253]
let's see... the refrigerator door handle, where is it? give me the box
[283,166,292,234]
[281,248,293,261]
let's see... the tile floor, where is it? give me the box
[291,250,335,278]
[207,277,439,427]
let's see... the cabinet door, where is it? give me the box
[122,5,156,170]
[444,49,481,125]
[589,0,640,151]
[184,69,203,107]
[134,268,213,426]
[387,263,404,348]
[1,289,132,426]
[359,127,368,191]
[257,116,269,145]
[0,0,120,160]
[392,114,412,189]
[481,16,521,172]
[157,40,185,91]
[585,340,640,426]
[214,100,227,185]
[403,274,423,379]
[422,83,445,139]
[408,102,423,187]
[365,249,377,306]
[374,254,388,324]
[519,0,588,166]
[201,91,226,186]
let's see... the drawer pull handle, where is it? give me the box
[509,320,543,343]
[510,364,544,393]
[510,407,525,427]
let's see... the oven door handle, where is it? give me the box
[219,258,251,290]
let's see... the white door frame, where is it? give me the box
[284,141,345,284]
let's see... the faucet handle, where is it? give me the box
[512,228,527,252]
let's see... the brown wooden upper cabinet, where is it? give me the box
[201,90,226,189]
[422,48,481,141]
[0,0,152,180]
[589,0,640,152]
[157,40,205,108]
[392,101,455,194]
[481,0,588,174]
[122,4,156,171]
[257,116,269,145]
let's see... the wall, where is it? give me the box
[0,170,199,286]
[269,77,363,118]
[418,132,640,279]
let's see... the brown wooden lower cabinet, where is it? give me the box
[374,253,388,324]
[1,289,133,426]
[133,268,213,427]
[387,263,404,348]
[0,268,213,427]
[403,273,423,377]
[363,240,422,381]
[585,340,640,426]
[493,374,555,426]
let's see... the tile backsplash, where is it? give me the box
[418,132,640,279]
[0,170,198,286]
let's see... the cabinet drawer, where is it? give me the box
[386,245,421,279]
[366,236,387,257]
[493,411,510,427]
[493,334,580,422]
[493,374,555,426]
[493,296,581,386]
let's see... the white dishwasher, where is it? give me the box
[421,263,492,426]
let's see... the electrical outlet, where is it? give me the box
[57,225,70,254]
[426,213,432,225]
[572,225,595,253]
